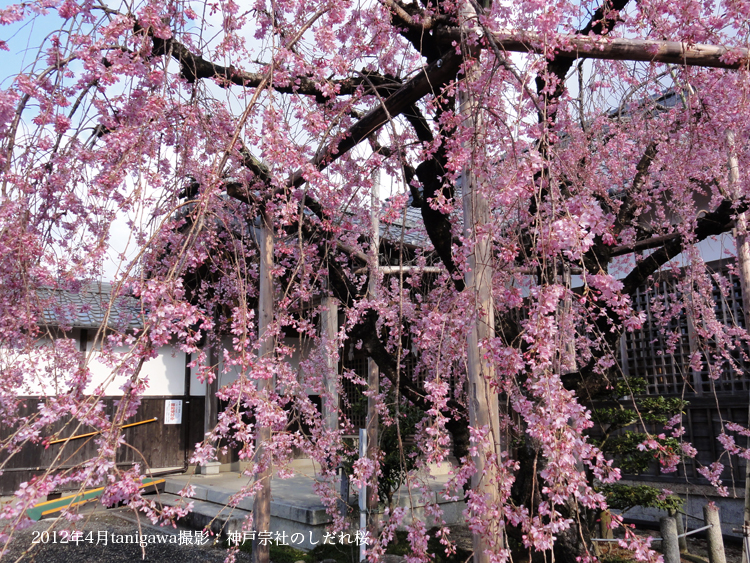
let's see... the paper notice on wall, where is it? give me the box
[164,399,182,425]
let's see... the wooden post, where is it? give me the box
[202,333,220,475]
[322,289,339,433]
[669,509,688,553]
[459,7,502,562]
[599,509,614,540]
[704,504,727,563]
[660,516,681,563]
[322,285,345,516]
[252,211,274,563]
[359,428,368,562]
[728,129,750,563]
[366,168,380,543]
[204,341,219,436]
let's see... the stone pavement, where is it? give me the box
[157,458,466,549]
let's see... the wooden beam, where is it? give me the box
[434,30,750,70]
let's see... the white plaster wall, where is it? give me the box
[190,353,207,396]
[609,233,735,281]
[204,336,313,393]
[84,344,185,396]
[9,335,67,396]
[12,329,317,399]
[10,333,187,397]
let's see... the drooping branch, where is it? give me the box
[349,309,470,459]
[621,199,743,295]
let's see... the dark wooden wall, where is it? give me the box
[0,396,205,495]
[594,396,749,489]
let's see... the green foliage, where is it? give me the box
[600,431,681,474]
[238,541,313,563]
[592,397,687,428]
[588,374,688,517]
[384,530,472,563]
[377,403,423,507]
[613,377,648,398]
[637,397,688,424]
[591,407,638,427]
[343,396,424,508]
[599,483,683,514]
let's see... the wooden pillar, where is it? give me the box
[204,340,219,435]
[705,504,727,563]
[459,9,502,562]
[322,289,339,433]
[727,129,750,563]
[252,211,274,563]
[660,516,681,563]
[366,168,380,542]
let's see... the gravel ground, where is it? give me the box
[2,514,743,563]
[1,507,252,563]
[686,536,743,563]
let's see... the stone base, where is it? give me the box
[200,461,222,475]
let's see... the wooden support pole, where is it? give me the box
[727,129,750,563]
[704,504,727,563]
[459,7,502,562]
[322,289,339,433]
[669,509,688,553]
[205,339,219,436]
[661,516,681,563]
[366,168,380,543]
[252,212,274,563]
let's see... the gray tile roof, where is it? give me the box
[379,182,463,249]
[380,204,431,247]
[36,283,143,330]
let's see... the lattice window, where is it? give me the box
[694,262,750,394]
[340,350,368,429]
[622,260,750,396]
[340,347,419,429]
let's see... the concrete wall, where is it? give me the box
[614,480,745,539]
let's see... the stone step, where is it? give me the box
[161,476,336,550]
[156,492,251,539]
[164,476,333,526]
